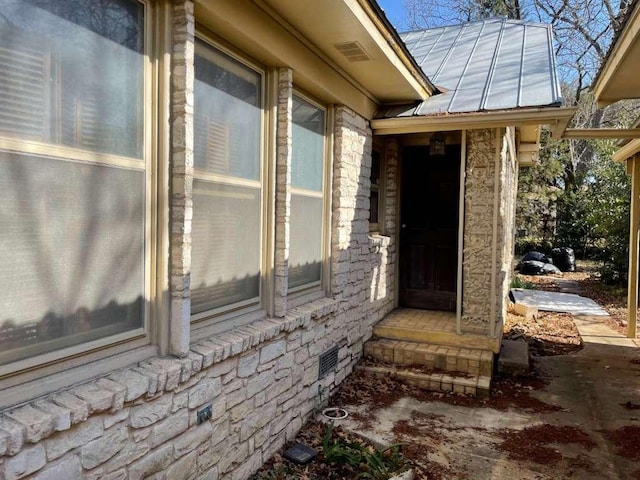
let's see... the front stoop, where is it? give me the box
[363,339,493,397]
[363,310,496,397]
[373,318,500,352]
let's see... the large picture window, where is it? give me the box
[0,0,147,367]
[289,95,326,290]
[191,39,263,316]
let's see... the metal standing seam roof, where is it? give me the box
[377,18,564,118]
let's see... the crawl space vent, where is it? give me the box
[318,345,339,379]
[333,41,371,62]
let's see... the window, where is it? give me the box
[191,39,264,317]
[0,0,147,368]
[289,95,327,290]
[369,147,383,231]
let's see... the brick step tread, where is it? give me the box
[364,339,493,376]
[373,323,500,353]
[367,338,493,361]
[358,364,491,397]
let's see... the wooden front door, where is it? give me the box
[400,145,460,311]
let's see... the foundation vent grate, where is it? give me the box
[318,345,339,379]
[333,41,371,62]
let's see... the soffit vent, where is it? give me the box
[318,345,339,379]
[333,41,371,62]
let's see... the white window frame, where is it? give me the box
[0,0,160,404]
[287,90,332,299]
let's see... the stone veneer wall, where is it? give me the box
[0,110,397,480]
[494,129,519,335]
[461,128,517,337]
[331,108,398,340]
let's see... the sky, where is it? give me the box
[377,0,409,32]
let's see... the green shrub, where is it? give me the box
[510,275,535,289]
[322,423,408,480]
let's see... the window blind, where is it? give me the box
[0,0,146,366]
[191,40,263,316]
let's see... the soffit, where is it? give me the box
[593,0,640,106]
[260,0,431,102]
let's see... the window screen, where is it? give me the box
[191,40,263,315]
[289,96,325,289]
[0,0,146,366]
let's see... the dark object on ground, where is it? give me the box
[623,401,640,410]
[516,251,556,273]
[283,442,318,465]
[519,260,545,275]
[552,247,576,272]
[541,263,561,274]
[521,251,553,264]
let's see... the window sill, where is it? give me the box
[369,233,391,252]
[287,285,328,310]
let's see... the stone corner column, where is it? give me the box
[168,0,194,357]
[274,68,293,318]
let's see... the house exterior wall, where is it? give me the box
[461,128,518,338]
[495,128,519,335]
[0,2,524,477]
[0,86,398,480]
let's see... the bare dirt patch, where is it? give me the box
[578,277,630,335]
[603,426,640,461]
[400,441,462,480]
[504,310,583,356]
[390,413,466,480]
[517,270,592,290]
[497,424,596,465]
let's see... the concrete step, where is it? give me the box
[373,316,501,353]
[497,339,529,376]
[364,339,493,377]
[358,364,491,397]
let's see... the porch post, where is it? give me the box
[627,156,639,338]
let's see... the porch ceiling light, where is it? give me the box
[430,132,446,156]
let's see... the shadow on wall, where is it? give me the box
[0,296,144,366]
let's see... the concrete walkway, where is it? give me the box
[332,304,640,479]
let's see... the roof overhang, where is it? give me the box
[563,128,640,139]
[615,139,640,162]
[558,129,640,161]
[593,0,640,107]
[257,0,435,102]
[371,106,577,136]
